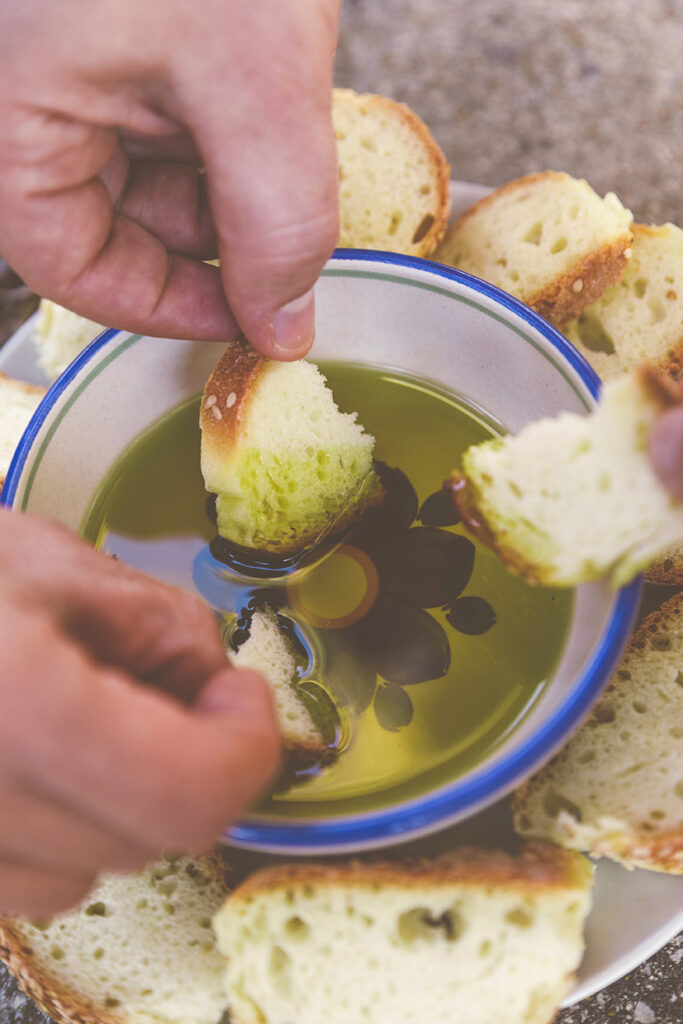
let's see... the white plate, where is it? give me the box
[1,180,681,1007]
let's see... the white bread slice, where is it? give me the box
[34,299,104,381]
[563,222,683,584]
[333,88,451,257]
[0,854,231,1024]
[449,367,683,588]
[0,373,46,491]
[563,223,683,382]
[200,337,382,556]
[514,593,683,873]
[213,843,594,1024]
[436,171,633,325]
[231,607,334,763]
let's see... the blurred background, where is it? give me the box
[336,0,683,226]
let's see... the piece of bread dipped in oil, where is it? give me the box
[200,337,382,557]
[231,607,339,775]
[447,366,683,588]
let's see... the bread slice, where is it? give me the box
[213,843,594,1024]
[449,367,683,588]
[333,88,451,257]
[200,337,382,556]
[231,607,336,766]
[436,171,634,325]
[563,222,683,584]
[563,223,683,381]
[0,854,231,1024]
[514,593,683,873]
[0,373,46,491]
[33,299,104,381]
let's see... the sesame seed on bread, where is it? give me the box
[513,593,683,874]
[436,171,634,325]
[333,88,451,257]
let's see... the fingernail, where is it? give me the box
[271,286,315,356]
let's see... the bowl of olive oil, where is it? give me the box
[3,251,641,853]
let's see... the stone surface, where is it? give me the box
[336,0,683,227]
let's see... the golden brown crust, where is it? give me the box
[227,842,590,902]
[646,553,683,585]
[528,235,633,326]
[0,372,47,398]
[0,919,124,1024]
[333,88,451,257]
[200,335,267,451]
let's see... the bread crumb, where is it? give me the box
[572,278,584,293]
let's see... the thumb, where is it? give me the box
[196,666,282,777]
[174,0,340,360]
[650,405,683,503]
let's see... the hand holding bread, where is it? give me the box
[0,509,280,917]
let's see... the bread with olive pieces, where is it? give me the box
[514,593,683,873]
[333,88,451,257]
[436,171,634,325]
[0,373,46,492]
[450,367,683,588]
[0,854,231,1024]
[213,843,594,1024]
[200,337,382,556]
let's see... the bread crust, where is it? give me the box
[528,236,633,326]
[200,335,266,453]
[514,593,683,873]
[0,853,231,1024]
[225,842,591,903]
[0,920,125,1024]
[333,88,451,258]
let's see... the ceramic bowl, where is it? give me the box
[2,251,641,854]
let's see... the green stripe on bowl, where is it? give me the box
[321,268,591,408]
[20,333,143,511]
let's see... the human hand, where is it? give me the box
[651,405,683,503]
[0,509,280,916]
[0,0,340,359]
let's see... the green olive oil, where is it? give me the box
[82,364,572,819]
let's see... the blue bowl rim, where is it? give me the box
[2,249,643,852]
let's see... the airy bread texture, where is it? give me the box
[563,223,683,381]
[333,88,450,257]
[514,594,683,873]
[34,299,104,381]
[436,171,633,325]
[200,338,381,555]
[0,854,231,1024]
[450,368,683,588]
[213,844,594,1024]
[232,607,330,759]
[0,373,46,491]
[563,222,683,585]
